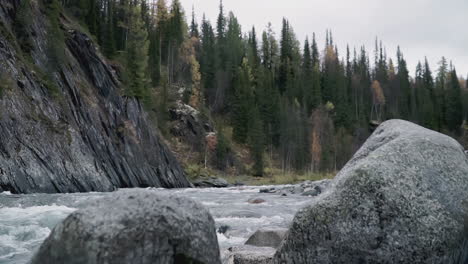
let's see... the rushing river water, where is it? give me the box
[0,185,314,263]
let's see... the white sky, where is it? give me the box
[179,0,468,78]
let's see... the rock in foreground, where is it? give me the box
[31,190,221,264]
[275,120,468,263]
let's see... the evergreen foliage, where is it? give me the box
[61,0,468,174]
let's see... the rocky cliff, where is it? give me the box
[0,0,190,193]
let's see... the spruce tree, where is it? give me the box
[248,26,261,81]
[302,37,313,111]
[249,108,265,176]
[232,58,254,144]
[396,47,411,120]
[167,0,185,84]
[126,4,149,101]
[310,34,321,110]
[216,0,227,69]
[215,128,231,170]
[435,57,448,131]
[278,18,291,94]
[261,23,278,71]
[422,58,436,128]
[200,16,216,106]
[190,6,199,38]
[445,69,463,133]
[102,0,116,58]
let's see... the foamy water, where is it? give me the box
[0,186,313,263]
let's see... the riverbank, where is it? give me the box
[187,166,335,186]
[0,185,313,263]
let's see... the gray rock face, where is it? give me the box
[0,1,190,193]
[245,228,288,248]
[275,120,468,264]
[169,101,213,152]
[31,190,221,264]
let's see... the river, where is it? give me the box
[0,185,314,263]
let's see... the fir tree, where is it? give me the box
[190,6,199,38]
[435,57,449,131]
[249,108,265,176]
[445,69,463,133]
[396,47,411,120]
[126,4,149,101]
[232,58,254,144]
[200,16,217,106]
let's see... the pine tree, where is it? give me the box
[421,58,436,128]
[435,57,448,131]
[249,108,265,176]
[248,26,261,81]
[232,58,254,144]
[216,0,227,69]
[261,23,278,71]
[86,0,99,37]
[310,34,321,110]
[190,6,199,38]
[126,4,149,101]
[302,37,313,111]
[396,47,411,120]
[215,129,231,170]
[102,0,116,58]
[445,68,463,133]
[167,0,185,84]
[278,18,291,94]
[200,16,216,106]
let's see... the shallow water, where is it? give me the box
[0,186,314,263]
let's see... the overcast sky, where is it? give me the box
[179,0,468,78]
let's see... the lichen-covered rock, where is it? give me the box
[31,190,221,264]
[275,120,468,264]
[169,101,213,152]
[0,0,190,193]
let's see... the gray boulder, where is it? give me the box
[193,177,230,188]
[275,120,468,264]
[245,228,288,248]
[247,198,266,204]
[227,245,275,264]
[31,190,221,264]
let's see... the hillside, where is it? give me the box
[1,0,467,193]
[0,0,190,193]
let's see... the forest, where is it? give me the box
[55,0,468,176]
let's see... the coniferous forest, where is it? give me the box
[60,0,468,177]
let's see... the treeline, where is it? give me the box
[62,0,468,175]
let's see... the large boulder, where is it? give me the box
[31,190,221,264]
[275,120,468,263]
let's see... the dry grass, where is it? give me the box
[214,170,335,186]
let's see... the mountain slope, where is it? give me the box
[0,0,190,193]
